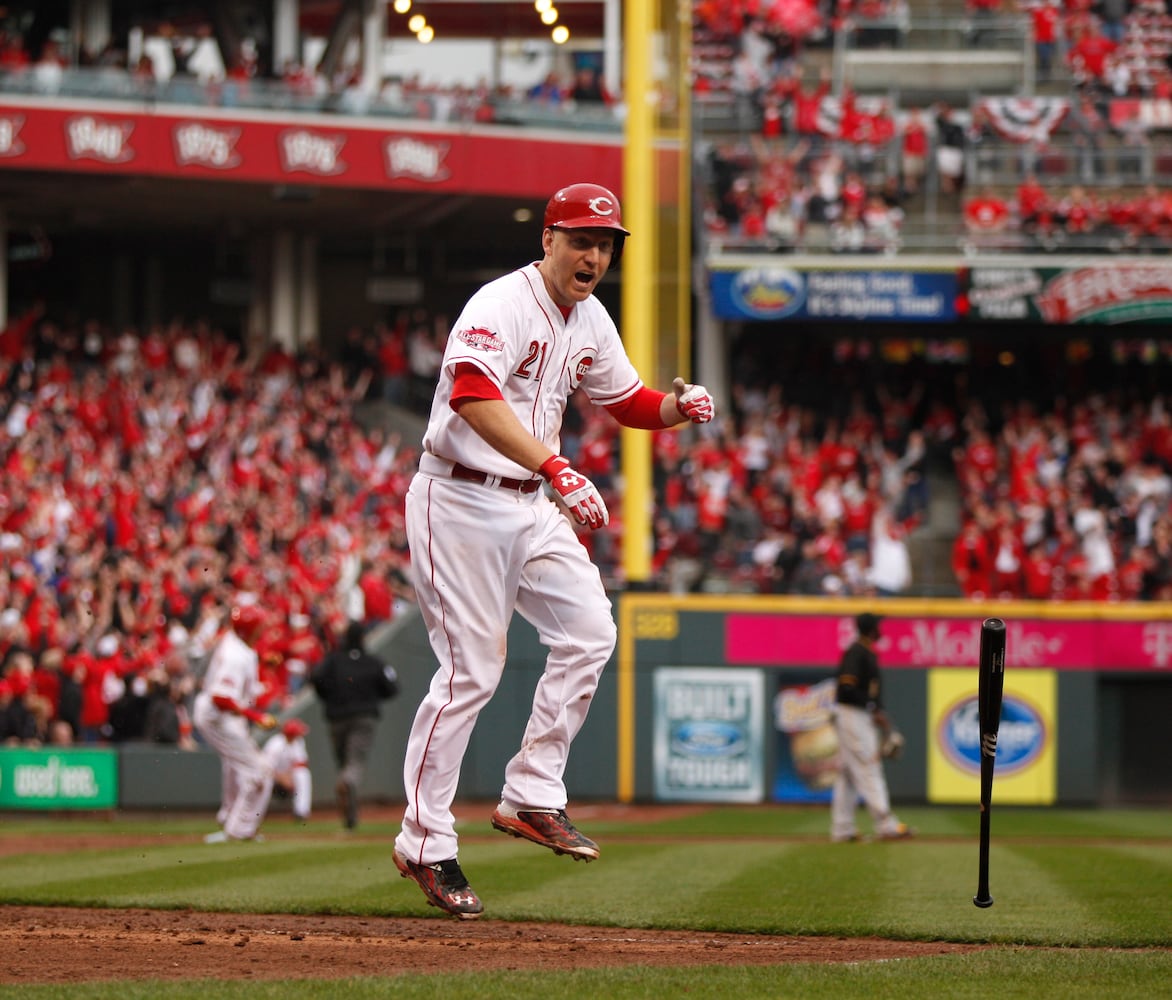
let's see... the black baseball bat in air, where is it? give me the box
[974,617,1007,908]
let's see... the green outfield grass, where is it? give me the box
[1,804,1170,998]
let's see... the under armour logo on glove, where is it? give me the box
[673,377,715,424]
[556,470,586,491]
[539,455,609,530]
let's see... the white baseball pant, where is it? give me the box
[396,474,616,864]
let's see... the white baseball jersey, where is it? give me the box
[200,630,262,709]
[262,732,312,819]
[422,263,644,477]
[262,731,309,775]
[193,630,271,841]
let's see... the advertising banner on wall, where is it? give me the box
[960,263,1172,323]
[771,678,837,804]
[725,611,1172,672]
[709,267,957,322]
[653,667,765,802]
[927,668,1056,805]
[0,103,623,198]
[0,748,118,809]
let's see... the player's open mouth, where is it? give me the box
[574,270,595,283]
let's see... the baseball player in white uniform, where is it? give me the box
[262,718,313,821]
[193,604,279,843]
[393,182,715,918]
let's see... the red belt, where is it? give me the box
[451,462,542,494]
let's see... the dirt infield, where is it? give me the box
[0,803,986,983]
[0,905,985,983]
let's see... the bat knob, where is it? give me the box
[973,895,994,908]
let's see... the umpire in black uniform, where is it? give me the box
[310,620,399,829]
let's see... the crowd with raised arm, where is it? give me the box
[0,310,416,748]
[4,302,1172,749]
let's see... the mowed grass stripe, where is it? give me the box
[1015,842,1172,946]
[455,841,800,929]
[0,841,402,911]
[6,949,1172,1000]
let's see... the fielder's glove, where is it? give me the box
[881,728,906,760]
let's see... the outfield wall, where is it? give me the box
[2,596,1168,812]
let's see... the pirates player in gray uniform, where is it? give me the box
[831,612,914,842]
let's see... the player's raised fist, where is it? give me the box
[539,455,609,530]
[672,377,715,424]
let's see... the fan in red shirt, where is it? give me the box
[1067,21,1117,90]
[792,70,832,138]
[1021,541,1057,600]
[963,186,1011,237]
[1016,172,1053,236]
[952,518,994,598]
[1130,184,1169,242]
[1023,0,1061,81]
[900,109,930,195]
[1058,185,1101,239]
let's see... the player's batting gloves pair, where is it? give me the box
[672,378,715,424]
[540,455,609,530]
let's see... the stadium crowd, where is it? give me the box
[697,0,1172,252]
[3,305,1172,749]
[0,309,417,749]
[2,2,1172,752]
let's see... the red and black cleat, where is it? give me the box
[490,807,600,861]
[393,850,483,919]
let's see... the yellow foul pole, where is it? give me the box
[621,0,656,587]
[617,0,691,801]
[618,0,655,802]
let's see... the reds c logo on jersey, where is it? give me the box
[572,352,594,384]
[457,326,504,352]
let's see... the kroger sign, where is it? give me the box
[939,695,1046,775]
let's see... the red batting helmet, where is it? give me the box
[230,604,266,644]
[282,718,309,740]
[544,183,630,236]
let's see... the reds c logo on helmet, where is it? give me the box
[544,183,631,235]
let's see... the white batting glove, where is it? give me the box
[539,455,609,530]
[672,377,715,424]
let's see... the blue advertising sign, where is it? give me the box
[709,267,958,322]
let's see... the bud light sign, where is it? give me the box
[940,695,1046,776]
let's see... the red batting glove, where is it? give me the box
[539,455,609,530]
[672,377,715,424]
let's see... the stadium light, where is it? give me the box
[535,0,553,11]
[552,25,570,44]
[417,25,434,42]
[408,13,426,32]
[541,7,558,24]
[393,0,411,13]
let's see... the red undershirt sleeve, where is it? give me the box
[212,694,266,724]
[450,362,504,411]
[606,386,670,429]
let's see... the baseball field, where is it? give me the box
[1,801,1169,998]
